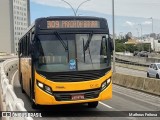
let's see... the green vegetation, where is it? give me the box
[115,38,151,53]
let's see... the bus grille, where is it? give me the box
[53,88,100,101]
[40,68,110,82]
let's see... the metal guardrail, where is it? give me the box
[0,59,33,120]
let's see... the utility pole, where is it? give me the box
[138,24,143,51]
[112,0,116,72]
[149,17,155,51]
[149,17,153,33]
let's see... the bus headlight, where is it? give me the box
[37,81,52,95]
[37,82,44,88]
[107,78,111,84]
[101,78,111,91]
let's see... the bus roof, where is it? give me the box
[35,16,107,21]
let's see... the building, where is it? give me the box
[124,39,138,45]
[0,0,30,54]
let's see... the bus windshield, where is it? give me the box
[35,33,110,72]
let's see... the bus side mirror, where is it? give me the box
[109,37,114,52]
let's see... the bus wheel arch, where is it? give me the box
[20,73,25,93]
[30,79,39,109]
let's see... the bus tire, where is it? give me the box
[88,101,98,108]
[30,92,38,109]
[31,100,39,109]
[20,74,25,93]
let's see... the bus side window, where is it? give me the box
[26,35,28,56]
[32,32,35,41]
[30,32,35,55]
[24,36,27,57]
[26,33,30,56]
[28,32,31,56]
[22,39,24,57]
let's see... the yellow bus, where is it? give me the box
[18,16,114,109]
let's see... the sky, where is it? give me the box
[30,0,160,36]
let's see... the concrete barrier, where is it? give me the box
[0,59,33,120]
[115,63,147,71]
[112,73,160,96]
[116,54,160,66]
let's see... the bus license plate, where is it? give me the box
[71,94,84,100]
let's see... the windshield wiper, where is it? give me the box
[83,33,93,67]
[54,32,68,51]
[84,33,93,51]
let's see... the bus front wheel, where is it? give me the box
[88,101,98,108]
[31,100,39,109]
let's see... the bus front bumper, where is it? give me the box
[35,82,112,105]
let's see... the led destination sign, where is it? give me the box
[47,20,100,29]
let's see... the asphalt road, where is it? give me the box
[12,70,160,120]
[115,66,147,78]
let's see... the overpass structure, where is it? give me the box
[0,55,17,62]
[0,57,160,120]
[116,54,160,66]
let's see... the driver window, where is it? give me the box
[154,64,158,70]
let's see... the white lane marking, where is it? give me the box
[99,101,113,109]
[113,85,160,101]
[100,102,137,120]
[113,90,160,107]
[11,70,18,86]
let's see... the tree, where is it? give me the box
[150,33,156,39]
[115,43,125,52]
[115,38,127,52]
[125,32,132,40]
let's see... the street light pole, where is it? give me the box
[61,0,90,16]
[75,0,90,16]
[147,17,153,52]
[149,17,153,33]
[136,28,139,38]
[138,24,143,51]
[61,0,76,16]
[112,0,116,72]
[138,24,142,40]
[152,18,153,33]
[148,17,155,51]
